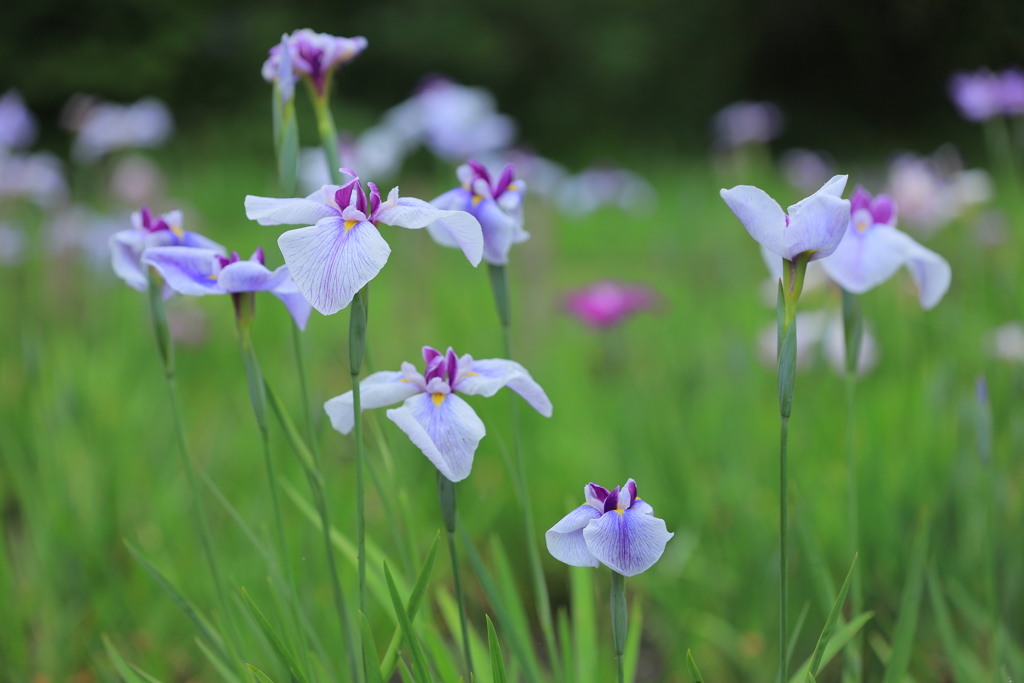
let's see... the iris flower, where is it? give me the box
[820,187,951,309]
[110,206,224,294]
[720,175,851,262]
[546,480,673,577]
[141,246,312,330]
[261,30,368,96]
[429,160,526,265]
[245,171,483,315]
[324,346,552,482]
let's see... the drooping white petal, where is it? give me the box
[787,174,848,214]
[376,196,483,266]
[270,279,314,330]
[820,225,908,294]
[244,192,339,226]
[324,371,422,435]
[901,234,952,309]
[784,192,850,260]
[277,217,391,315]
[475,197,517,265]
[141,247,225,296]
[386,392,486,482]
[720,185,789,258]
[582,507,674,577]
[426,187,472,248]
[454,358,552,417]
[545,505,602,568]
[109,230,150,291]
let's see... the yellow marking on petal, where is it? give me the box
[344,219,359,231]
[431,392,445,407]
[471,195,483,207]
[855,220,870,233]
[467,372,480,377]
[507,183,519,191]
[615,508,624,516]
[170,224,184,239]
[206,274,219,281]
[399,378,408,382]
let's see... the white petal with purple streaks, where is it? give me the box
[142,247,224,297]
[545,504,602,568]
[454,358,552,417]
[582,507,674,577]
[386,392,485,482]
[324,371,422,435]
[244,190,340,226]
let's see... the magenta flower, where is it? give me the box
[546,480,673,577]
[821,187,951,309]
[109,207,224,294]
[429,160,527,265]
[565,281,656,329]
[141,246,312,329]
[261,30,367,96]
[324,346,552,481]
[245,170,483,315]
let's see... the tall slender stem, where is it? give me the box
[438,472,474,677]
[349,286,369,625]
[610,571,627,683]
[779,414,790,683]
[841,288,863,681]
[146,272,242,673]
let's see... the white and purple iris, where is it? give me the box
[245,171,483,315]
[821,187,951,309]
[720,175,851,263]
[110,207,224,294]
[324,346,552,482]
[546,480,673,577]
[261,29,368,96]
[429,160,527,265]
[141,246,313,330]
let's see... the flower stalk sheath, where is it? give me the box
[610,571,627,683]
[437,472,474,677]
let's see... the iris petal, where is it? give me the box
[720,185,789,258]
[377,195,483,266]
[244,190,341,226]
[324,371,422,435]
[217,261,291,293]
[582,507,674,577]
[386,392,485,482]
[545,505,602,568]
[141,247,225,296]
[454,358,552,417]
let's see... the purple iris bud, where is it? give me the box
[69,98,174,164]
[324,346,552,482]
[821,186,951,310]
[261,29,368,97]
[0,90,38,150]
[712,100,784,149]
[109,207,225,295]
[720,175,851,262]
[141,246,313,330]
[428,160,527,265]
[564,280,657,329]
[245,170,483,315]
[546,478,674,577]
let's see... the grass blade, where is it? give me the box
[384,561,432,683]
[380,531,441,680]
[361,612,385,683]
[686,649,704,683]
[194,638,243,683]
[486,616,508,683]
[881,516,929,683]
[571,564,598,683]
[808,554,858,678]
[241,588,309,683]
[623,598,643,683]
[247,664,278,683]
[788,612,873,683]
[102,635,158,683]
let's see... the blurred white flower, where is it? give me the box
[886,149,991,236]
[48,205,126,267]
[69,97,174,163]
[757,309,878,377]
[109,154,166,207]
[416,77,516,160]
[0,150,68,207]
[987,321,1024,363]
[555,166,656,218]
[0,223,27,266]
[780,149,835,195]
[0,90,37,150]
[713,101,784,149]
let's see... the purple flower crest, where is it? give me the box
[262,29,368,96]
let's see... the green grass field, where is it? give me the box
[1,117,1022,683]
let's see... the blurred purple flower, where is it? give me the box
[780,149,835,196]
[142,246,312,330]
[886,150,991,235]
[245,170,483,314]
[555,165,656,218]
[417,76,517,160]
[109,206,224,294]
[949,67,1024,121]
[0,150,67,207]
[713,101,784,149]
[261,30,367,96]
[429,160,527,265]
[564,281,657,329]
[0,90,37,150]
[821,187,951,309]
[324,345,552,481]
[70,98,174,163]
[109,154,166,207]
[546,479,673,577]
[721,175,850,262]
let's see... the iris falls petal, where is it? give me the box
[324,371,422,435]
[582,507,674,577]
[545,505,602,568]
[386,392,485,482]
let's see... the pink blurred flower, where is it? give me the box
[565,281,657,329]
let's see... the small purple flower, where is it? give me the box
[0,90,37,150]
[141,246,312,329]
[109,207,225,294]
[245,170,483,315]
[712,100,784,149]
[0,150,67,207]
[546,480,673,577]
[416,76,517,160]
[71,98,174,164]
[324,346,552,482]
[721,175,851,262]
[429,160,526,265]
[564,281,656,329]
[261,29,367,97]
[821,187,951,309]
[949,67,1024,121]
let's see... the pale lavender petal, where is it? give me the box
[426,187,473,248]
[324,371,422,435]
[386,392,485,482]
[453,358,552,417]
[821,225,908,294]
[476,197,517,265]
[109,229,150,291]
[377,195,483,266]
[217,261,290,293]
[631,499,654,515]
[787,174,849,214]
[277,217,391,315]
[182,231,227,254]
[720,185,788,258]
[585,483,610,509]
[784,193,850,260]
[141,247,225,296]
[901,235,952,309]
[582,507,674,577]
[244,193,339,226]
[270,279,314,330]
[545,505,602,568]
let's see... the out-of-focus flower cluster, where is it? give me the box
[948,67,1024,122]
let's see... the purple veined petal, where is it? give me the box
[376,192,483,266]
[385,392,486,482]
[820,224,908,294]
[445,347,459,383]
[181,231,227,255]
[270,279,314,330]
[899,232,952,310]
[423,345,443,366]
[631,499,654,515]
[582,506,674,577]
[475,197,518,265]
[623,479,637,508]
[324,370,423,435]
[787,174,849,214]
[603,486,621,513]
[585,483,610,509]
[244,191,340,226]
[277,217,391,315]
[427,188,474,248]
[719,185,789,258]
[217,260,291,293]
[784,192,850,261]
[141,246,226,297]
[109,229,150,291]
[453,358,552,417]
[545,504,602,568]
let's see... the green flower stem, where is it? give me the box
[349,286,369,625]
[290,322,320,466]
[311,88,344,185]
[841,289,864,681]
[486,263,558,673]
[146,270,243,675]
[438,472,474,677]
[610,571,627,683]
